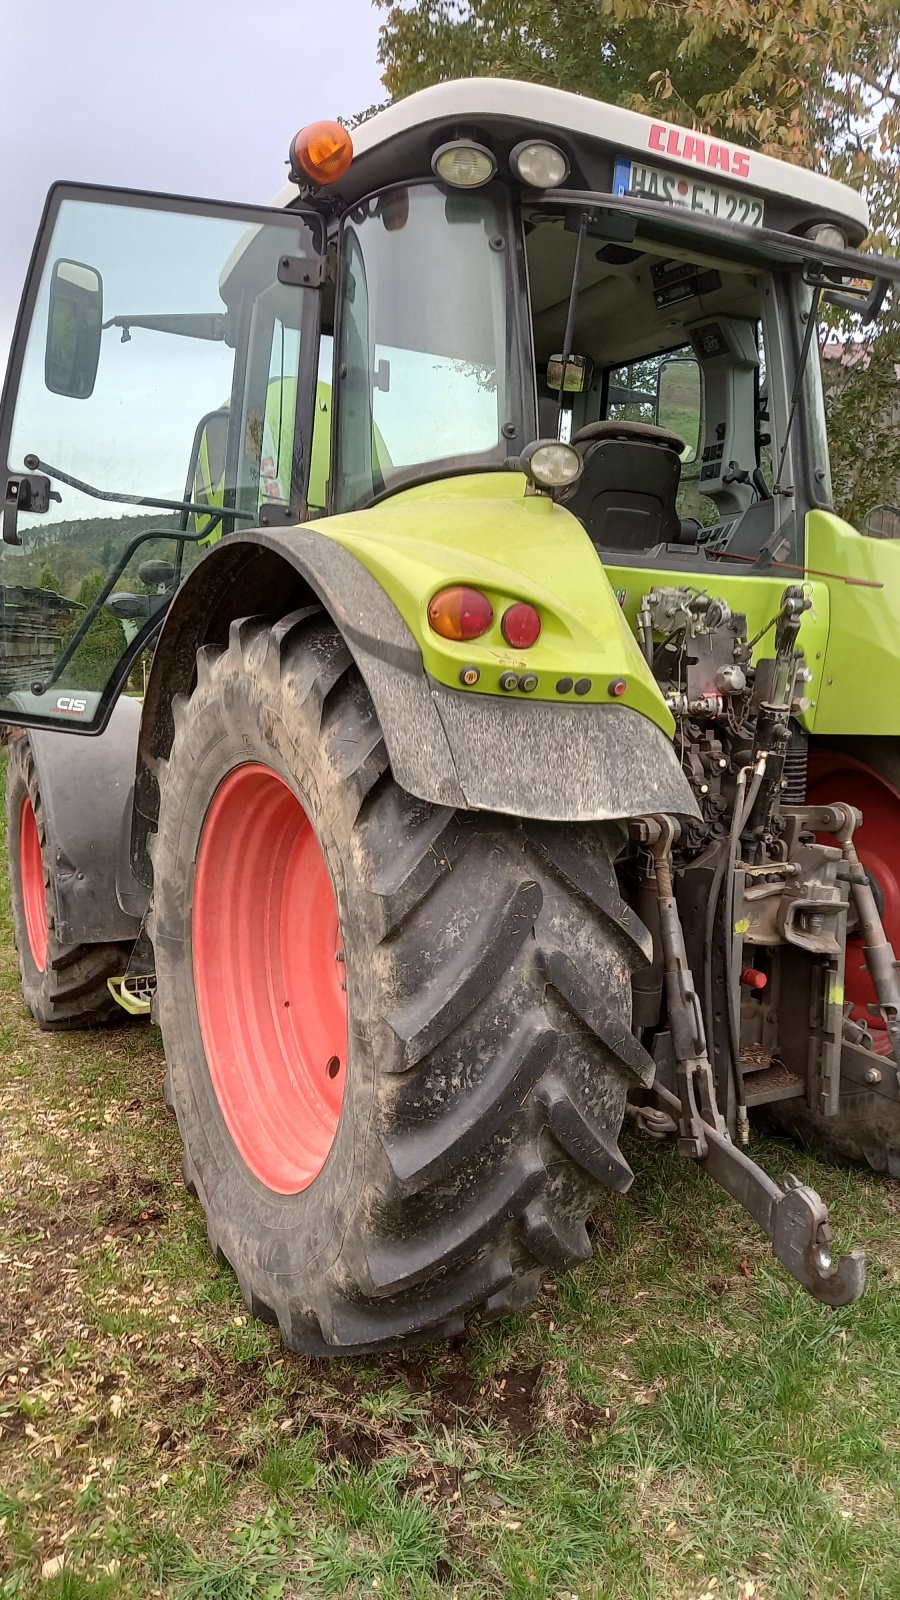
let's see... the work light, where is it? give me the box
[432,141,497,188]
[807,222,847,251]
[520,439,583,490]
[510,140,569,188]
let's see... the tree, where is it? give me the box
[376,0,900,524]
[36,565,62,594]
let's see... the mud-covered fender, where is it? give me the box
[132,526,698,885]
[24,695,146,945]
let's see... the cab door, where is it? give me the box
[0,183,324,733]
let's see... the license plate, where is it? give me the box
[613,157,764,227]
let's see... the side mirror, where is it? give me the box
[656,357,701,463]
[45,259,103,398]
[547,353,593,395]
[863,504,900,540]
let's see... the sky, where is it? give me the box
[0,0,385,382]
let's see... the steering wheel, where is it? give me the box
[573,419,686,453]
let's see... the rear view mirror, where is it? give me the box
[547,353,593,394]
[45,259,103,398]
[863,504,900,540]
[657,357,701,463]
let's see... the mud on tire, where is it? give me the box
[150,610,654,1355]
[4,733,133,1030]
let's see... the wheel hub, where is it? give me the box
[191,763,347,1194]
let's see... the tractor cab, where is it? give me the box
[1,79,898,731]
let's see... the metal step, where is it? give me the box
[742,1063,805,1106]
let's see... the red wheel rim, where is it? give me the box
[192,764,347,1194]
[807,750,900,1041]
[18,795,48,972]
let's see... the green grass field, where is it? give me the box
[1,750,899,1600]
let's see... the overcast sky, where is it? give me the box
[0,0,384,379]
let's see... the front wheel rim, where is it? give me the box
[191,763,348,1194]
[19,796,48,972]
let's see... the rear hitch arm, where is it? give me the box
[643,1081,866,1307]
[630,813,866,1309]
[641,815,728,1160]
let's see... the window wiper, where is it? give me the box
[554,211,589,424]
[101,313,226,344]
[22,454,254,523]
[744,283,825,570]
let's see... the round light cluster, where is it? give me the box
[510,140,569,189]
[501,602,542,649]
[428,585,494,641]
[431,137,569,190]
[521,440,583,490]
[432,141,497,188]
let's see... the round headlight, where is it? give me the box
[808,222,847,251]
[520,440,583,490]
[432,141,497,188]
[510,140,569,189]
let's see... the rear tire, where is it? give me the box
[4,733,134,1030]
[150,610,654,1355]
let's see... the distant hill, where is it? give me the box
[16,512,183,601]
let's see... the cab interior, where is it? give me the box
[524,209,780,566]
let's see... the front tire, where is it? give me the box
[151,610,654,1354]
[4,734,133,1030]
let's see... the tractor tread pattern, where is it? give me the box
[152,610,651,1355]
[381,1011,557,1190]
[385,877,544,1069]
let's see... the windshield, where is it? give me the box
[334,183,530,510]
[0,190,321,725]
[523,201,817,566]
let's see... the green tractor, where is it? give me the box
[2,80,900,1353]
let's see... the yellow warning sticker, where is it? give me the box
[827,983,844,1008]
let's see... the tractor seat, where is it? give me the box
[561,419,686,552]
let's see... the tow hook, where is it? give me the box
[631,1082,866,1306]
[629,814,866,1308]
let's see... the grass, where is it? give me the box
[1,749,900,1599]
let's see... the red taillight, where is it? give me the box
[428,586,494,642]
[501,602,541,649]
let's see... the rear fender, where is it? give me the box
[133,526,697,886]
[22,695,145,945]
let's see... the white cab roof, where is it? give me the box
[272,77,869,233]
